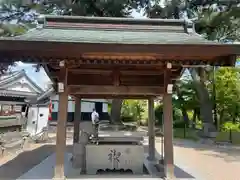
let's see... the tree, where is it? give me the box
[146,0,240,135]
[215,67,240,125]
[174,77,199,127]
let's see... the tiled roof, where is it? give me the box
[0,70,44,94]
[0,89,38,97]
[8,28,213,45]
[1,15,217,45]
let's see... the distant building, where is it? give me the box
[0,70,43,127]
[0,70,43,116]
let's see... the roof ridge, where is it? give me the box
[37,87,54,102]
[0,69,44,93]
[0,69,25,85]
[37,15,188,33]
[38,15,187,28]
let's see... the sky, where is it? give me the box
[12,62,51,90]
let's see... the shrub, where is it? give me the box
[173,120,186,128]
[221,121,240,132]
[154,103,184,126]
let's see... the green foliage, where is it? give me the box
[154,104,163,125]
[215,68,240,125]
[221,122,240,132]
[70,0,148,17]
[154,101,184,125]
[121,100,147,123]
[173,121,186,128]
[195,6,240,42]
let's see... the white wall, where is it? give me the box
[5,76,41,94]
[51,95,108,103]
[51,95,108,113]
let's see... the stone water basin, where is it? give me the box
[86,124,145,175]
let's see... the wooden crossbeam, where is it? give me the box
[68,85,163,95]
[69,68,179,75]
[73,94,157,99]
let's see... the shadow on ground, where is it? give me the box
[173,139,240,162]
[0,145,72,180]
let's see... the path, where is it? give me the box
[156,138,240,180]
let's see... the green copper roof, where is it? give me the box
[0,15,217,45]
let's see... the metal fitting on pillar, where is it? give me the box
[167,84,173,94]
[58,82,64,93]
[166,62,172,69]
[59,61,65,67]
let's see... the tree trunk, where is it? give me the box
[110,99,123,124]
[190,68,216,136]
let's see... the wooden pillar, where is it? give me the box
[54,61,68,180]
[73,97,81,143]
[163,63,174,179]
[148,97,155,161]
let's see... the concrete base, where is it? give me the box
[72,121,92,170]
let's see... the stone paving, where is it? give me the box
[159,138,240,180]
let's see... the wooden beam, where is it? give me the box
[70,69,111,74]
[113,70,120,86]
[73,94,157,99]
[0,42,238,60]
[68,85,164,95]
[68,69,179,75]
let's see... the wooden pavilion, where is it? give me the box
[0,15,239,179]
